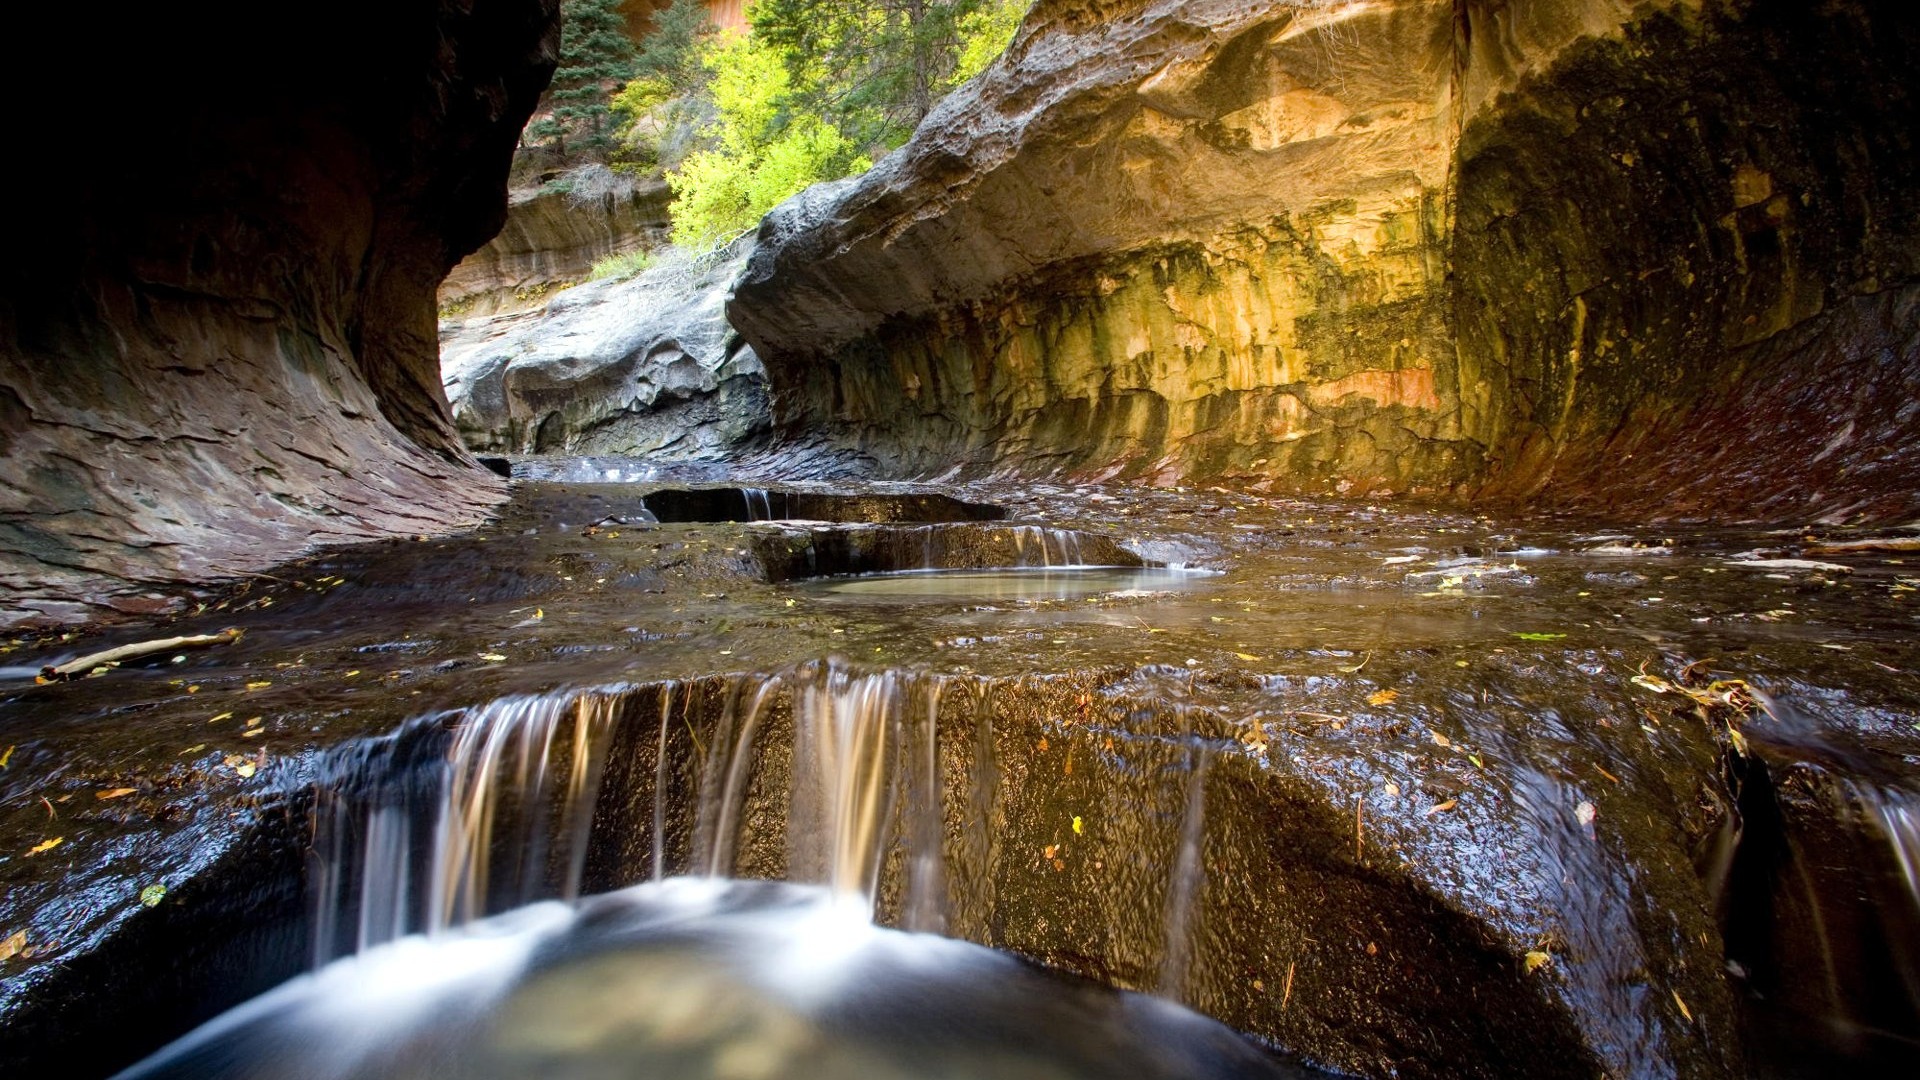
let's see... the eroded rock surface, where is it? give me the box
[731,0,1920,521]
[438,169,673,317]
[0,0,559,628]
[442,243,770,458]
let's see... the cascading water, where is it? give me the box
[125,662,1303,1080]
[312,662,961,949]
[1009,524,1088,567]
[742,487,774,521]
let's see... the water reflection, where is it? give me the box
[801,567,1211,602]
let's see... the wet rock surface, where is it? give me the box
[442,244,770,459]
[2,468,1916,1077]
[731,0,1920,519]
[0,0,561,629]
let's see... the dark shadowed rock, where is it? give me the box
[442,243,770,458]
[731,0,1920,522]
[0,0,560,628]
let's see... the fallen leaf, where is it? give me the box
[1384,781,1401,796]
[1234,652,1263,662]
[245,680,271,691]
[246,716,263,727]
[1072,815,1084,835]
[1575,801,1597,830]
[1468,754,1485,769]
[179,743,206,755]
[1430,731,1452,748]
[344,670,361,678]
[1512,632,1567,642]
[1368,689,1399,706]
[26,837,63,855]
[1525,950,1552,973]
[95,788,136,800]
[1043,844,1058,860]
[139,884,167,908]
[1672,990,1693,1022]
[1425,799,1458,816]
[0,745,12,769]
[479,653,507,663]
[0,930,25,961]
[532,608,544,620]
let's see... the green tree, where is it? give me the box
[749,0,1026,152]
[665,32,870,250]
[526,0,640,161]
[633,0,717,94]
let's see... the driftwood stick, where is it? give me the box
[40,628,244,680]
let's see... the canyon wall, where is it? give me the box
[438,173,673,316]
[0,0,560,627]
[731,0,1920,521]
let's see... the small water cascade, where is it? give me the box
[313,661,961,952]
[1009,524,1089,567]
[742,486,774,521]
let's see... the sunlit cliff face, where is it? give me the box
[732,0,1920,522]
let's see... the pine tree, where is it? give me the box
[526,0,640,161]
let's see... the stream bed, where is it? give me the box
[2,462,1917,1078]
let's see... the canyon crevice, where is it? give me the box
[730,0,1920,520]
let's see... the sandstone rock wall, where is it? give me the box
[0,0,559,627]
[439,173,673,316]
[442,243,770,458]
[732,0,1920,521]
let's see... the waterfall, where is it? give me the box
[742,487,774,521]
[1010,525,1089,567]
[312,662,954,955]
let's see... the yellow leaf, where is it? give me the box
[0,745,12,769]
[479,653,507,663]
[245,681,271,691]
[1072,815,1084,835]
[532,608,543,620]
[246,716,263,727]
[1425,799,1457,816]
[207,711,234,724]
[0,930,25,962]
[95,788,136,800]
[1235,652,1263,662]
[1672,990,1692,1022]
[344,670,361,678]
[1525,951,1552,973]
[234,762,257,778]
[1368,689,1399,706]
[26,837,63,855]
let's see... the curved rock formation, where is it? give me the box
[442,243,769,457]
[0,0,560,628]
[731,0,1920,522]
[438,171,674,317]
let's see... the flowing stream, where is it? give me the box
[6,470,1919,1079]
[130,660,1278,1079]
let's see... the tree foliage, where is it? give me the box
[525,0,640,161]
[632,0,717,95]
[665,33,869,250]
[630,0,1028,249]
[750,0,1024,151]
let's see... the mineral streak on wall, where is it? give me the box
[0,1,561,627]
[730,0,1920,522]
